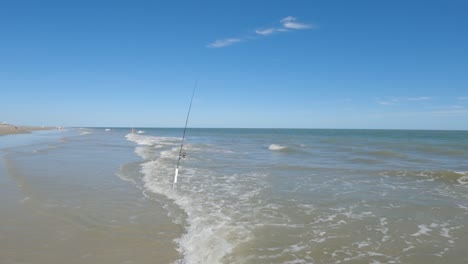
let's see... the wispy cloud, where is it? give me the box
[457,97,468,100]
[280,16,314,29]
[208,16,315,48]
[378,100,397,105]
[255,28,277,36]
[407,97,431,101]
[377,96,431,105]
[207,38,242,48]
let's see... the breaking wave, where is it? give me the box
[382,170,468,185]
[126,133,261,264]
[268,144,290,152]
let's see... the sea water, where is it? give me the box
[124,128,468,264]
[1,128,468,264]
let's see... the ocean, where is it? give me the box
[1,128,468,264]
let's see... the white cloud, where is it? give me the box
[209,16,315,48]
[281,16,295,23]
[207,38,242,48]
[378,100,396,105]
[377,96,431,105]
[255,28,277,36]
[377,98,399,105]
[281,16,314,29]
[457,97,468,100]
[407,97,431,101]
[253,16,314,37]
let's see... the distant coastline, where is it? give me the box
[0,123,54,136]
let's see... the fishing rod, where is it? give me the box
[173,80,197,189]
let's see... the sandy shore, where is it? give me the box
[0,124,54,136]
[0,128,181,264]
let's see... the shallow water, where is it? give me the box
[0,129,181,264]
[1,128,468,263]
[124,128,468,264]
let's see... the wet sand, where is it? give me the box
[0,130,182,264]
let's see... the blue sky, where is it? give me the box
[1,0,467,129]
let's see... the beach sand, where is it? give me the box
[0,124,53,136]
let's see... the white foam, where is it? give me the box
[142,166,256,264]
[283,259,309,264]
[411,224,431,236]
[287,243,309,253]
[368,252,385,257]
[20,196,30,203]
[402,243,415,252]
[435,247,450,257]
[356,242,370,248]
[457,175,468,185]
[440,227,450,238]
[128,134,262,264]
[376,218,389,242]
[76,128,93,135]
[268,144,288,151]
[126,133,180,146]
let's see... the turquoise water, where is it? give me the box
[2,128,468,263]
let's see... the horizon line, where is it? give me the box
[77,126,468,132]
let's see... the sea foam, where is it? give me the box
[268,144,288,151]
[127,133,256,264]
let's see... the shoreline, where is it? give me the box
[0,128,181,263]
[0,124,55,136]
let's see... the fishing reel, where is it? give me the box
[182,152,187,158]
